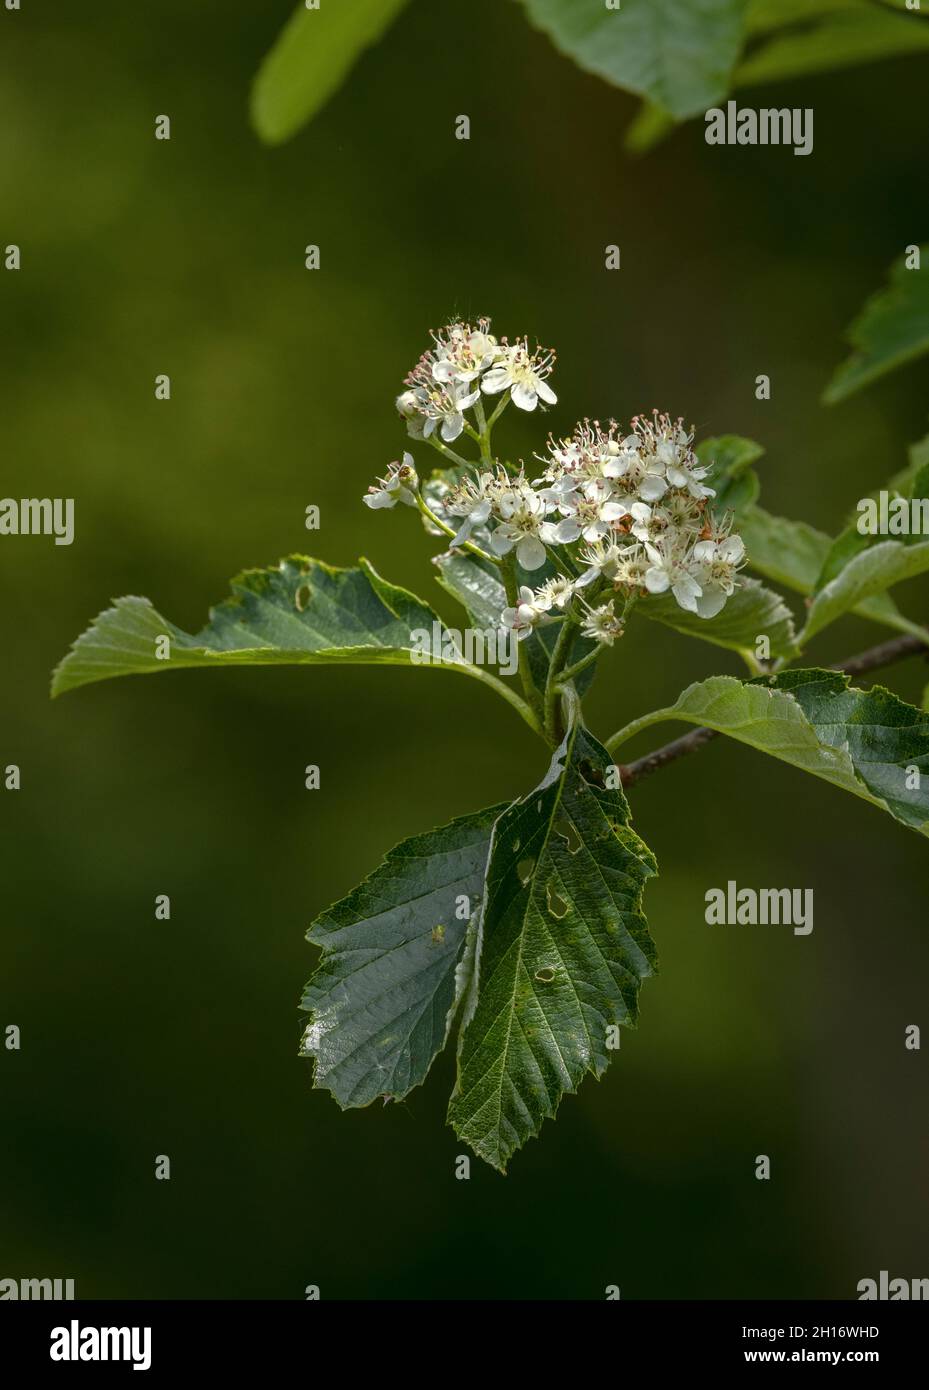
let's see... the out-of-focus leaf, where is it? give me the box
[736,5,929,86]
[739,506,926,639]
[624,99,677,154]
[824,246,929,403]
[519,0,749,119]
[251,0,412,145]
[801,538,929,642]
[698,433,764,521]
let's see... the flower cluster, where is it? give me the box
[365,320,747,647]
[396,318,557,442]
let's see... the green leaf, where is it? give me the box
[745,0,876,34]
[821,452,929,584]
[739,506,924,638]
[736,5,929,86]
[813,522,872,591]
[447,719,658,1172]
[740,506,832,594]
[624,671,929,836]
[824,247,929,404]
[52,555,480,698]
[802,538,929,642]
[251,0,412,145]
[888,430,929,496]
[639,577,798,659]
[518,0,749,120]
[300,803,507,1108]
[699,433,764,521]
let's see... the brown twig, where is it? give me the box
[831,631,929,679]
[619,628,929,788]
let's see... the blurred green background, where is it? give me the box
[2,0,928,1300]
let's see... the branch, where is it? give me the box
[618,628,929,788]
[831,630,929,679]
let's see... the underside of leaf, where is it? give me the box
[300,803,507,1108]
[643,671,929,836]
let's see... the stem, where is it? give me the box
[425,435,471,469]
[558,645,603,686]
[501,556,545,718]
[545,544,580,578]
[412,491,498,565]
[485,392,510,431]
[473,398,493,464]
[606,625,929,786]
[543,612,580,742]
[604,706,673,754]
[832,631,929,679]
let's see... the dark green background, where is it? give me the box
[2,0,927,1299]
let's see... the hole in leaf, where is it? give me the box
[579,758,605,788]
[295,584,312,612]
[534,966,556,984]
[517,857,535,887]
[546,882,568,919]
[553,816,582,854]
[512,837,521,854]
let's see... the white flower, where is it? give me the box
[602,496,653,540]
[538,479,645,548]
[540,422,638,487]
[532,575,576,611]
[400,331,482,440]
[363,454,418,510]
[537,476,580,509]
[580,600,624,647]
[431,319,502,386]
[481,340,557,412]
[489,482,549,569]
[630,411,715,502]
[575,539,622,588]
[690,534,745,615]
[666,454,714,501]
[636,454,670,502]
[430,379,480,442]
[444,471,499,546]
[613,545,650,590]
[501,586,543,640]
[643,539,703,613]
[491,525,547,571]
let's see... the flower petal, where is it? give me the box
[511,384,538,412]
[517,535,547,570]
